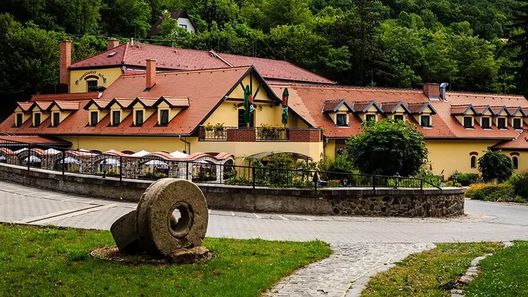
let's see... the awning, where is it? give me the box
[0,135,71,147]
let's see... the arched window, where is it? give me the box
[470,155,477,168]
[512,156,519,169]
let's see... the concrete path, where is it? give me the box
[2,180,528,296]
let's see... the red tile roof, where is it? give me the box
[0,67,253,136]
[494,131,528,150]
[269,83,526,141]
[30,92,101,102]
[69,42,335,84]
[0,135,71,146]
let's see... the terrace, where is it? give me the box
[198,126,322,142]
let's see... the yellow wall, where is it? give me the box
[191,138,324,162]
[61,135,324,162]
[425,140,497,177]
[62,136,188,152]
[204,72,307,129]
[69,67,123,93]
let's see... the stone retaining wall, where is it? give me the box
[0,163,465,217]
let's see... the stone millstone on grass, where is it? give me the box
[108,178,211,264]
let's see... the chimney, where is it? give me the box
[107,37,119,50]
[146,59,156,90]
[59,40,72,88]
[423,83,440,100]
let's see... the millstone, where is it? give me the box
[136,178,208,257]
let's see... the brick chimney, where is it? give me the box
[59,40,72,88]
[423,83,440,99]
[146,59,156,90]
[107,37,119,50]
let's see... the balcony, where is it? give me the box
[198,126,321,142]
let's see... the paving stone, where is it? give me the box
[2,181,528,297]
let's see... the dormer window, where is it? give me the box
[394,114,404,122]
[336,114,348,126]
[51,112,60,127]
[90,111,99,126]
[33,112,41,126]
[481,117,491,129]
[15,113,23,127]
[513,118,522,129]
[159,109,169,126]
[135,110,144,126]
[365,114,376,123]
[111,110,121,126]
[497,117,506,129]
[463,116,473,128]
[420,115,431,127]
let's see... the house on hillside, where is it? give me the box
[59,39,334,94]
[2,40,528,178]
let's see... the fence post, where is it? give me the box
[252,166,256,189]
[61,150,65,177]
[372,175,375,190]
[313,171,318,191]
[119,156,123,182]
[420,179,423,190]
[27,144,31,172]
[186,162,189,180]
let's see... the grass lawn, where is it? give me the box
[361,242,503,297]
[0,223,331,297]
[465,241,528,296]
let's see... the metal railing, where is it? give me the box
[0,139,442,190]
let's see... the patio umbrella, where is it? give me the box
[102,158,120,166]
[145,159,169,169]
[281,88,289,125]
[45,148,61,155]
[243,85,254,127]
[24,156,41,163]
[131,150,150,157]
[170,151,189,159]
[62,157,80,164]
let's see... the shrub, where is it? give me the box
[450,172,481,186]
[478,150,513,182]
[346,119,427,176]
[508,171,528,200]
[318,155,356,181]
[465,183,523,202]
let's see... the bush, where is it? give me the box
[318,155,356,181]
[346,119,427,176]
[450,172,481,186]
[508,171,528,200]
[478,150,513,182]
[465,183,523,202]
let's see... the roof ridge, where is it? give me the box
[269,82,425,93]
[121,65,250,78]
[122,42,129,66]
[209,50,234,67]
[448,91,526,98]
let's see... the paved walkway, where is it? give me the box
[2,180,528,296]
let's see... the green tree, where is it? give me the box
[101,0,152,38]
[346,120,427,176]
[510,0,528,97]
[478,150,513,182]
[0,13,66,119]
